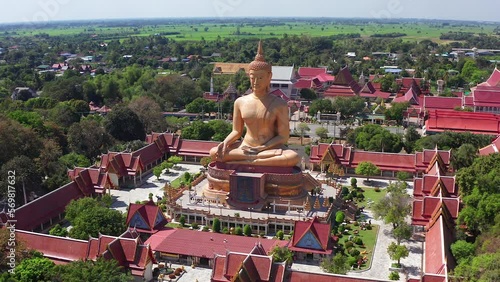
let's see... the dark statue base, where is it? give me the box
[204,162,312,211]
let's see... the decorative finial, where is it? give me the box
[249,40,271,72]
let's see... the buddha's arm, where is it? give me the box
[222,100,244,147]
[260,104,290,150]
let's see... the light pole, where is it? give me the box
[248,208,253,219]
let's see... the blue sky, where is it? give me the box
[0,0,498,24]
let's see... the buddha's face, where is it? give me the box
[249,69,272,94]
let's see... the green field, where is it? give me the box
[1,20,497,43]
[358,187,388,208]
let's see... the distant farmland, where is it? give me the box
[0,19,497,43]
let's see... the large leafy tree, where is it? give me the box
[269,246,293,265]
[65,198,126,240]
[181,120,215,141]
[185,97,216,114]
[321,253,350,275]
[348,124,403,153]
[0,155,43,206]
[104,105,146,142]
[127,96,165,133]
[456,154,500,235]
[53,258,133,282]
[331,96,366,117]
[309,99,333,116]
[208,120,232,142]
[385,102,409,125]
[355,161,380,181]
[451,143,478,171]
[13,255,55,282]
[373,181,411,229]
[68,119,113,160]
[387,242,409,266]
[0,118,42,165]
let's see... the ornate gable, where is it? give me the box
[129,213,149,230]
[296,231,323,251]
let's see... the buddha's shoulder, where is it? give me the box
[269,95,288,107]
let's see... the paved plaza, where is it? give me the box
[110,164,422,281]
[109,164,204,213]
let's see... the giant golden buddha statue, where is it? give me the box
[209,41,300,167]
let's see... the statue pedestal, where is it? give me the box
[204,162,308,211]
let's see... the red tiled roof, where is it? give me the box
[351,151,416,172]
[177,139,218,157]
[15,182,88,231]
[314,73,335,83]
[479,135,500,155]
[479,67,500,87]
[393,87,419,105]
[125,201,168,233]
[412,197,459,226]
[424,214,456,276]
[424,110,500,135]
[16,230,89,263]
[298,67,327,79]
[288,271,386,282]
[133,143,163,167]
[413,175,457,198]
[422,96,462,111]
[290,217,333,255]
[145,229,287,259]
[294,79,313,89]
[270,89,290,101]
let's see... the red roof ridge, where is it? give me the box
[16,229,88,243]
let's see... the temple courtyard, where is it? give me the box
[109,164,421,281]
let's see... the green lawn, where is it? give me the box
[358,187,387,208]
[339,224,379,270]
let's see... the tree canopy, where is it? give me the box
[65,197,126,240]
[348,124,403,153]
[355,161,380,181]
[104,105,146,142]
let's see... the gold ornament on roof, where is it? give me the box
[249,40,272,72]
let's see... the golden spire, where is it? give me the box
[304,196,311,211]
[314,197,320,210]
[249,40,271,72]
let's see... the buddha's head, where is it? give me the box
[249,41,272,94]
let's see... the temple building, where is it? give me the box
[466,67,500,114]
[15,229,156,281]
[309,143,451,178]
[288,217,334,261]
[126,201,169,235]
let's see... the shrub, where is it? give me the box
[353,221,359,226]
[212,218,221,233]
[345,241,354,249]
[366,225,372,230]
[389,271,400,280]
[349,248,360,257]
[179,215,186,226]
[260,232,266,238]
[202,226,209,232]
[347,256,358,267]
[191,222,199,230]
[351,178,357,188]
[276,230,284,240]
[243,225,252,236]
[222,227,229,234]
[354,237,363,245]
[234,227,243,236]
[374,187,381,192]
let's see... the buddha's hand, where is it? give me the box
[241,145,266,155]
[216,142,227,160]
